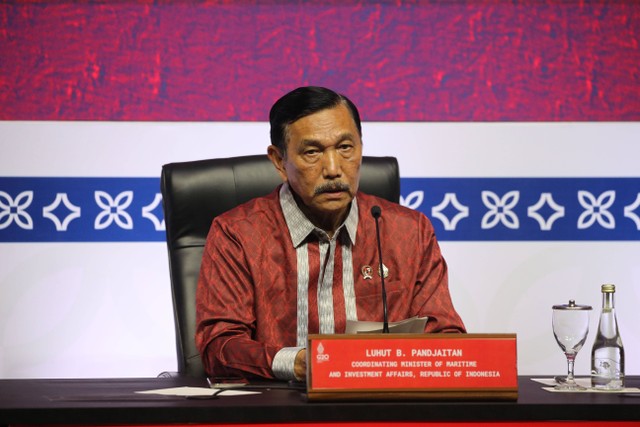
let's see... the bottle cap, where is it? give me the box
[601,284,616,293]
[552,299,592,310]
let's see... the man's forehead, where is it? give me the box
[298,132,359,146]
[287,105,359,142]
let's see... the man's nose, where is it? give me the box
[322,149,342,178]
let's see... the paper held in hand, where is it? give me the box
[345,316,428,334]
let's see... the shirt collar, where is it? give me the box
[279,183,358,248]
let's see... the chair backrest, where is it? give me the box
[160,154,400,376]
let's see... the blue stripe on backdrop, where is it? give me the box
[1,177,640,242]
[0,178,164,242]
[403,178,640,241]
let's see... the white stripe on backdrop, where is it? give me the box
[1,121,639,378]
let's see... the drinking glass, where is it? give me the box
[552,300,592,390]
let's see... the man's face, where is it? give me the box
[268,104,362,230]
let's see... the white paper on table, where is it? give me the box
[531,378,640,393]
[135,386,261,397]
[345,316,428,334]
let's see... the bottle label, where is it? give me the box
[592,353,624,389]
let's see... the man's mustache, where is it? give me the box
[314,181,351,195]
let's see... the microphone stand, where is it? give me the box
[371,206,389,333]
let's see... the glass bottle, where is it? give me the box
[590,284,624,389]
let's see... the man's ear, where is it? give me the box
[267,145,288,182]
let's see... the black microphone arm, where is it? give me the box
[370,205,389,333]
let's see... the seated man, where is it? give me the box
[196,86,465,381]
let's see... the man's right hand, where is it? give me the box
[294,348,307,380]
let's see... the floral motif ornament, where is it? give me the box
[527,193,565,231]
[94,191,134,230]
[141,193,165,231]
[430,193,469,231]
[577,190,615,229]
[624,193,640,230]
[42,193,82,231]
[400,190,424,211]
[481,190,519,229]
[0,191,34,230]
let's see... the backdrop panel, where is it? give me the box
[1,1,639,121]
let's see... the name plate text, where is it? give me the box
[307,333,517,401]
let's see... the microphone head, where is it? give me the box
[371,205,382,219]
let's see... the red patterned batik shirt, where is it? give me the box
[196,184,465,379]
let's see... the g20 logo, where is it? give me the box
[316,342,330,363]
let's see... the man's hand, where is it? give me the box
[294,348,307,380]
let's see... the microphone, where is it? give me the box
[370,205,389,333]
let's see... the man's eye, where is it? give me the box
[338,144,354,152]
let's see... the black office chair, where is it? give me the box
[160,154,400,377]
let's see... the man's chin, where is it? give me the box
[316,197,353,214]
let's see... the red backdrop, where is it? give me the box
[1,1,639,122]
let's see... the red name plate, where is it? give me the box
[307,333,517,401]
